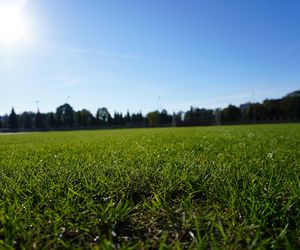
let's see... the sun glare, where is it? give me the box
[0,4,26,41]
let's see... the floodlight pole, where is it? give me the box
[35,100,39,112]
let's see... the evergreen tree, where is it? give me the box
[20,112,33,129]
[35,110,46,129]
[46,112,57,128]
[125,110,131,125]
[8,108,18,130]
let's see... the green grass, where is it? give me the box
[0,124,299,249]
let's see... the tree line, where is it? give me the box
[0,90,299,131]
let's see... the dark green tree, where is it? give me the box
[174,111,183,124]
[221,105,241,122]
[80,109,94,127]
[124,110,131,125]
[131,112,145,126]
[8,108,18,130]
[114,112,124,126]
[263,99,281,120]
[185,107,214,125]
[74,111,82,127]
[146,111,159,126]
[1,115,8,128]
[35,110,46,129]
[184,107,195,122]
[56,103,74,128]
[46,112,57,128]
[285,90,300,98]
[96,107,111,126]
[159,109,172,124]
[281,92,300,119]
[20,112,33,129]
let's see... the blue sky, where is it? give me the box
[0,0,299,115]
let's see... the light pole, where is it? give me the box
[35,100,39,112]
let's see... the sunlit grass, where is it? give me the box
[0,124,299,249]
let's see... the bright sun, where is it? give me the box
[0,4,26,41]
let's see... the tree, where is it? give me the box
[74,111,82,127]
[184,107,214,125]
[80,109,94,127]
[263,99,281,120]
[20,112,33,129]
[136,112,145,125]
[8,108,18,130]
[146,111,159,126]
[221,105,241,122]
[124,110,131,125]
[46,112,57,128]
[131,112,145,126]
[159,109,172,124]
[56,103,74,128]
[281,94,300,120]
[174,111,183,124]
[184,107,195,122]
[112,112,123,126]
[1,115,8,128]
[286,90,300,98]
[96,107,111,125]
[35,110,46,129]
[74,110,94,127]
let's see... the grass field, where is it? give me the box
[0,124,299,249]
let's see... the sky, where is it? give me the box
[0,0,299,115]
